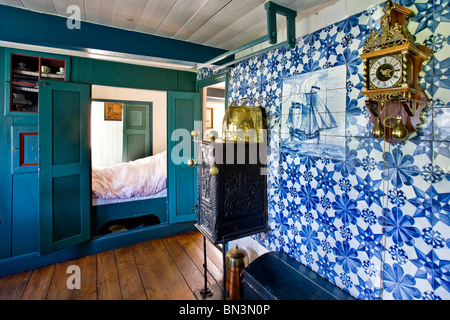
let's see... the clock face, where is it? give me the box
[369,56,402,89]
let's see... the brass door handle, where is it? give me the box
[188,159,197,167]
[191,130,199,140]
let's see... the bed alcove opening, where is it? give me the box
[90,85,168,240]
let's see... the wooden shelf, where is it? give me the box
[8,52,67,114]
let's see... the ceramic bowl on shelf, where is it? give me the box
[17,62,27,70]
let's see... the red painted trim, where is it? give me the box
[19,132,38,167]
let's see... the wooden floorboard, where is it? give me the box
[72,254,98,300]
[47,259,76,300]
[116,246,148,300]
[21,264,55,300]
[132,242,172,300]
[97,250,122,300]
[0,270,32,300]
[0,231,223,300]
[147,238,196,300]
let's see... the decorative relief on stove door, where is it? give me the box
[222,164,265,220]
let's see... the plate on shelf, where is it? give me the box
[19,87,39,93]
[41,73,65,78]
[14,69,39,76]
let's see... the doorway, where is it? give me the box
[91,101,152,167]
[91,85,167,163]
[201,81,226,140]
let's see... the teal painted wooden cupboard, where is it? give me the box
[0,47,200,276]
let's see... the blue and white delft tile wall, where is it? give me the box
[198,0,450,300]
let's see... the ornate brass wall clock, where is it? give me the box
[360,0,432,143]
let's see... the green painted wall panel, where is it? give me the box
[126,106,146,130]
[70,56,197,92]
[126,134,146,161]
[177,71,197,92]
[52,90,81,165]
[52,175,81,242]
[12,173,38,256]
[0,47,12,260]
[175,165,196,217]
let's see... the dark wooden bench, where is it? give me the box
[242,251,355,300]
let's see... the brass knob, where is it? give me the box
[209,166,219,176]
[187,159,196,167]
[191,130,199,140]
[208,130,218,142]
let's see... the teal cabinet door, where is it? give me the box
[122,103,152,162]
[167,92,200,223]
[38,80,91,254]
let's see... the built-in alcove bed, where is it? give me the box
[89,85,168,237]
[91,151,168,236]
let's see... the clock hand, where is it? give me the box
[380,68,400,77]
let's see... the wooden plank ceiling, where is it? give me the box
[0,0,338,51]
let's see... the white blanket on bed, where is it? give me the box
[92,151,167,199]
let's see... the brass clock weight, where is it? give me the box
[360,0,432,143]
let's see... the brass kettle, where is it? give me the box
[222,98,265,143]
[225,245,249,300]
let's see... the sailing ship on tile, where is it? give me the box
[286,85,337,143]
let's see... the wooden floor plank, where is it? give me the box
[162,235,208,294]
[188,231,224,272]
[21,265,55,300]
[0,275,6,294]
[0,231,222,300]
[131,242,172,300]
[46,259,76,300]
[147,238,196,300]
[115,246,147,300]
[97,250,122,300]
[71,254,98,300]
[0,270,32,300]
[175,232,223,283]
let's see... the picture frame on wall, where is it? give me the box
[104,102,123,121]
[205,107,213,129]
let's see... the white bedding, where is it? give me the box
[92,188,167,206]
[92,151,167,200]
